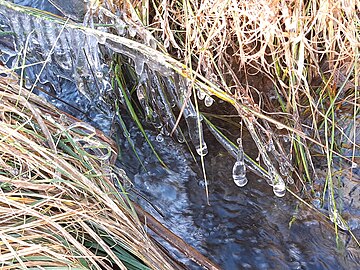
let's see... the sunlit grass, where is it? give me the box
[1,0,358,249]
[0,68,174,269]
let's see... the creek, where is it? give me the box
[0,1,359,269]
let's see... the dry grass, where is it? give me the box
[0,0,358,251]
[0,66,174,269]
[123,0,359,239]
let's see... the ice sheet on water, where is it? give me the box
[0,3,109,103]
[0,0,210,157]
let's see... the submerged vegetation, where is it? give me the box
[0,0,359,267]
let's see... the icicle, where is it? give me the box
[185,114,208,156]
[232,138,248,187]
[247,121,286,197]
[272,175,286,197]
[205,119,271,180]
[134,57,145,76]
[266,138,275,152]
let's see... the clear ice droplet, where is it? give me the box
[156,134,164,142]
[196,144,208,156]
[197,89,206,100]
[273,181,286,197]
[232,161,248,187]
[232,140,248,187]
[286,176,294,184]
[204,95,214,107]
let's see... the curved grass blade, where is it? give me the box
[114,64,166,168]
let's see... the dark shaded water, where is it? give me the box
[122,126,360,270]
[1,1,359,269]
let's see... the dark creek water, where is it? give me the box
[1,1,359,269]
[122,126,360,270]
[29,82,360,269]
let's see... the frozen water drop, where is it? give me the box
[95,71,103,79]
[197,89,206,100]
[96,33,107,44]
[170,99,176,108]
[176,134,185,143]
[128,26,137,37]
[232,160,248,187]
[233,175,248,187]
[286,176,294,184]
[232,160,247,187]
[156,134,164,142]
[279,163,289,176]
[352,162,358,169]
[204,95,214,107]
[232,141,248,187]
[273,182,286,197]
[185,114,208,157]
[196,144,208,156]
[236,138,242,145]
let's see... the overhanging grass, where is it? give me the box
[0,0,359,247]
[0,68,175,269]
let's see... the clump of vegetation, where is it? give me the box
[0,68,178,269]
[109,0,359,243]
[0,0,358,258]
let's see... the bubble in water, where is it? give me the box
[352,162,358,169]
[197,89,206,100]
[204,95,214,107]
[273,181,286,197]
